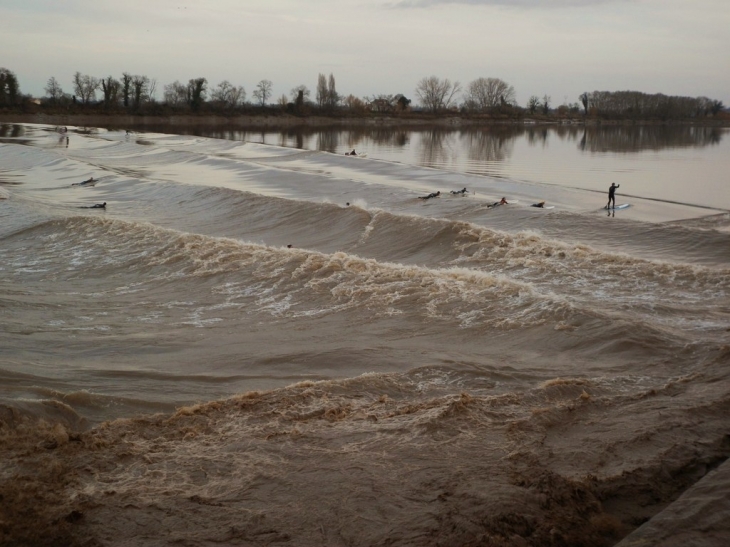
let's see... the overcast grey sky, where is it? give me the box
[3,0,729,106]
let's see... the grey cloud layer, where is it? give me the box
[390,0,622,8]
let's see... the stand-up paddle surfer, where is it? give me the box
[607,182,620,209]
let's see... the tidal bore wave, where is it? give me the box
[1,124,728,546]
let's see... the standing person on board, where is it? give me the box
[607,182,620,209]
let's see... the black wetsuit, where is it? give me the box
[607,184,619,208]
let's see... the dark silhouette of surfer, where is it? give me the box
[450,188,468,196]
[531,201,546,208]
[81,202,106,209]
[72,177,96,186]
[606,182,620,209]
[419,191,440,200]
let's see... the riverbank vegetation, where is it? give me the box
[1,67,727,125]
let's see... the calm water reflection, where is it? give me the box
[143,124,730,210]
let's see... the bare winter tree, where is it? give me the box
[327,73,339,108]
[147,78,157,103]
[132,75,149,109]
[290,85,310,103]
[121,73,133,108]
[316,73,328,108]
[527,95,541,114]
[342,94,366,112]
[542,95,551,115]
[464,77,515,110]
[579,92,589,115]
[100,76,120,108]
[44,77,64,103]
[163,81,188,107]
[72,72,99,104]
[211,80,246,108]
[252,79,273,106]
[414,76,461,113]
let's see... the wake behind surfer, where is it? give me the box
[607,182,620,209]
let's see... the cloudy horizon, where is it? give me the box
[3,0,728,107]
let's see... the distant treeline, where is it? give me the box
[580,90,725,120]
[0,66,726,122]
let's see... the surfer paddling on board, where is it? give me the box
[80,202,106,209]
[450,188,468,196]
[531,201,546,208]
[607,182,620,209]
[419,191,440,200]
[488,197,509,208]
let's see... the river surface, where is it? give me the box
[149,123,730,213]
[1,122,728,546]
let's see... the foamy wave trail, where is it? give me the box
[3,215,721,368]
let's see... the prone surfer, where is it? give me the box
[72,177,95,186]
[488,197,509,208]
[450,188,468,196]
[531,201,546,208]
[81,202,106,209]
[419,191,440,200]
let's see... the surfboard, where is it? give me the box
[530,205,554,210]
[487,200,518,208]
[604,203,630,210]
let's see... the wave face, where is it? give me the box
[1,123,729,546]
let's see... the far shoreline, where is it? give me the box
[2,112,729,131]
